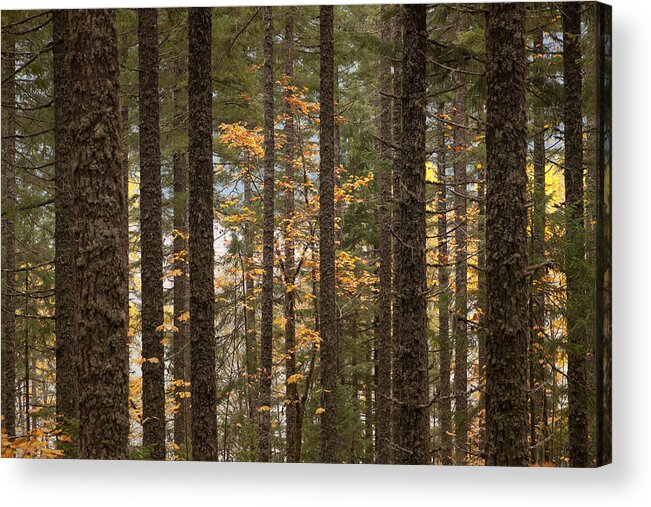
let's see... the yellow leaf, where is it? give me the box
[315,407,326,415]
[146,357,160,364]
[425,161,436,183]
[257,405,271,412]
[286,373,304,385]
[178,311,190,322]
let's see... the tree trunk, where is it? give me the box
[54,10,78,454]
[1,19,17,440]
[283,8,299,464]
[594,1,612,467]
[69,9,129,459]
[390,4,403,455]
[172,33,190,457]
[394,4,429,465]
[453,84,468,466]
[563,2,589,468]
[138,7,165,461]
[375,3,393,465]
[484,3,529,467]
[24,277,31,434]
[188,6,218,461]
[118,45,130,452]
[436,103,453,466]
[258,5,275,463]
[319,5,338,464]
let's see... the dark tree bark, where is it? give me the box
[283,8,300,464]
[594,1,612,467]
[375,3,393,465]
[53,10,78,453]
[118,44,130,438]
[602,3,613,465]
[258,5,275,463]
[24,277,31,434]
[394,4,429,465]
[188,7,218,461]
[171,36,190,456]
[594,3,606,467]
[484,3,529,467]
[319,5,338,463]
[452,84,468,466]
[436,103,453,466]
[390,4,403,453]
[563,2,589,468]
[138,7,165,461]
[1,25,17,439]
[69,9,129,459]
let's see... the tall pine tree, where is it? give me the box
[69,9,129,459]
[319,4,338,464]
[484,2,529,467]
[188,6,218,462]
[258,5,275,463]
[563,2,589,468]
[394,4,429,465]
[138,7,165,461]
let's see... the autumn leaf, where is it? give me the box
[287,373,304,385]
